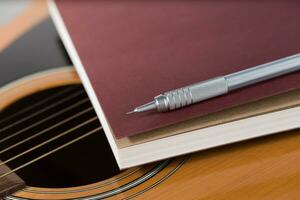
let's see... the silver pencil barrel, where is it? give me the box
[225,54,300,91]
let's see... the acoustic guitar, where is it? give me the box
[1,67,300,200]
[1,1,299,199]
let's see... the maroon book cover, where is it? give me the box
[55,1,300,138]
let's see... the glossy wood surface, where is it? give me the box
[141,130,300,200]
[1,68,299,200]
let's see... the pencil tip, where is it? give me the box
[126,101,156,115]
[126,110,136,114]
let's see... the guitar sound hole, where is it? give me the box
[0,84,121,188]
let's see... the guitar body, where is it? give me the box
[1,68,299,200]
[0,1,299,199]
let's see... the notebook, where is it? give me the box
[49,0,300,168]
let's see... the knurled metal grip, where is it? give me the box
[154,77,228,112]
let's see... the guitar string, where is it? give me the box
[0,87,100,181]
[0,127,102,180]
[0,86,76,125]
[0,107,94,155]
[0,89,85,132]
[0,98,90,144]
[0,116,98,167]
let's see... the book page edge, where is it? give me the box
[118,106,300,169]
[48,0,121,165]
